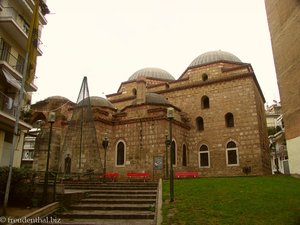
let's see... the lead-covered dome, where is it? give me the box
[78,96,115,109]
[145,93,169,105]
[189,50,242,68]
[128,67,175,81]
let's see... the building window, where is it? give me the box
[132,88,137,96]
[182,144,187,166]
[22,150,34,161]
[196,116,204,131]
[199,144,210,167]
[171,140,177,166]
[225,112,234,127]
[202,73,208,81]
[116,141,126,166]
[226,141,239,166]
[4,132,13,143]
[16,54,25,74]
[0,39,11,62]
[201,96,210,109]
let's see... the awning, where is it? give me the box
[2,69,21,90]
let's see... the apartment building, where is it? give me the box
[266,102,289,174]
[265,0,300,176]
[0,0,48,167]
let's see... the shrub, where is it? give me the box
[0,167,37,207]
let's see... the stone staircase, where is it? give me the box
[57,182,159,225]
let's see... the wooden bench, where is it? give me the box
[175,171,199,179]
[127,172,150,182]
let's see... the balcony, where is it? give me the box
[0,43,37,92]
[0,90,32,130]
[0,44,24,74]
[0,6,43,55]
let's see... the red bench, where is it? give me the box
[127,172,150,182]
[100,172,119,181]
[175,171,199,179]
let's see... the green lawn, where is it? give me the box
[162,176,300,225]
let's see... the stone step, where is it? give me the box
[69,203,155,211]
[87,193,156,199]
[86,189,157,194]
[80,198,156,204]
[58,218,155,225]
[65,186,157,190]
[56,181,159,224]
[59,210,155,220]
[63,182,158,187]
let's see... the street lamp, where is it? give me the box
[270,135,279,174]
[165,129,169,179]
[102,134,109,182]
[167,107,174,202]
[43,111,55,205]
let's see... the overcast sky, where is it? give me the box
[33,0,280,105]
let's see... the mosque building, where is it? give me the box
[29,50,271,178]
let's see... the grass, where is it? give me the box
[162,176,300,225]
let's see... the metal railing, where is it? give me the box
[0,90,17,118]
[0,45,25,74]
[0,6,30,35]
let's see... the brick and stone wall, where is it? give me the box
[31,58,271,178]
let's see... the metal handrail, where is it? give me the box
[0,6,30,35]
[0,45,25,74]
[0,90,17,117]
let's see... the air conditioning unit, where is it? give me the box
[6,97,13,110]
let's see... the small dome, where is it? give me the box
[128,67,175,81]
[145,93,169,105]
[189,50,242,68]
[78,96,115,109]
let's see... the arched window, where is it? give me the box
[199,144,210,167]
[201,96,210,109]
[132,88,137,96]
[182,144,187,166]
[196,117,204,131]
[202,73,208,81]
[116,141,126,166]
[225,113,234,127]
[226,141,239,166]
[171,140,177,166]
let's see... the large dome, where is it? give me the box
[128,67,175,81]
[189,50,242,68]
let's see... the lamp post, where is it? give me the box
[102,134,109,183]
[270,135,279,174]
[43,111,55,205]
[165,130,169,179]
[167,107,174,202]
